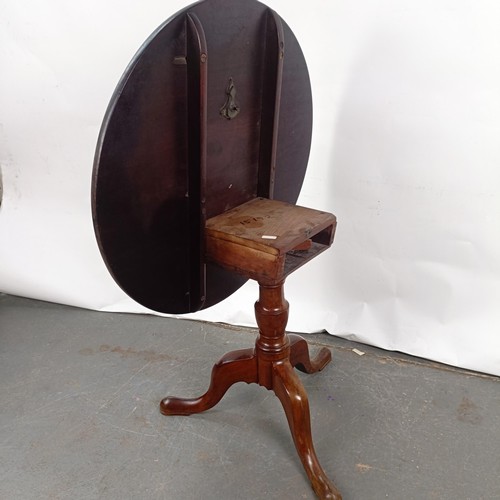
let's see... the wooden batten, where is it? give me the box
[257,9,285,199]
[186,12,208,309]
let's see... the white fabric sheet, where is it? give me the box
[1,0,499,375]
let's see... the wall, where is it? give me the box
[1,0,499,375]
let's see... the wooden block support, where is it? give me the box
[205,197,336,283]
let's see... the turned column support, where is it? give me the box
[254,280,290,389]
[160,277,342,499]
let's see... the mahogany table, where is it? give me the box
[92,1,341,498]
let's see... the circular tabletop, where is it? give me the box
[92,0,313,313]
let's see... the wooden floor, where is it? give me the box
[1,293,499,500]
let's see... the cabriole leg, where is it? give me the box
[160,348,257,416]
[273,360,342,500]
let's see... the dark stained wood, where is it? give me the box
[162,197,341,498]
[289,334,332,373]
[92,0,341,497]
[186,12,208,310]
[161,281,342,500]
[257,9,285,198]
[92,0,313,313]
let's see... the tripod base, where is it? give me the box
[160,281,342,500]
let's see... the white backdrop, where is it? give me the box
[1,0,499,375]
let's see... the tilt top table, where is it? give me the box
[92,1,341,498]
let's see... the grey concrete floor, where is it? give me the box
[1,293,499,500]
